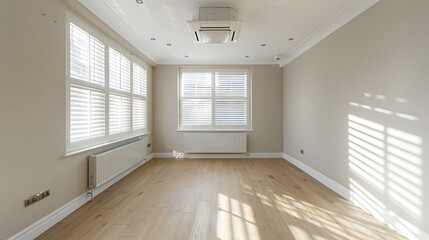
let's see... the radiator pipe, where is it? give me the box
[88,186,94,202]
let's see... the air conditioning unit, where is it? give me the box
[186,7,242,44]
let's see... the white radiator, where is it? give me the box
[88,138,147,189]
[184,133,247,153]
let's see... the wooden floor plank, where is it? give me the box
[36,158,406,240]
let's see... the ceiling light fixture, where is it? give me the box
[245,56,249,58]
[274,54,285,61]
[136,0,143,4]
[261,44,266,47]
[289,38,294,41]
[185,55,189,58]
[167,43,172,46]
[150,37,156,41]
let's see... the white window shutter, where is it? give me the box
[182,99,212,126]
[181,72,213,127]
[70,23,105,85]
[70,85,105,142]
[215,72,247,97]
[89,37,105,85]
[132,98,146,130]
[179,69,249,130]
[109,48,130,92]
[109,94,131,135]
[120,56,131,92]
[70,23,89,81]
[133,63,147,96]
[182,72,212,97]
[67,14,149,152]
[132,62,147,132]
[215,72,248,127]
[215,100,247,125]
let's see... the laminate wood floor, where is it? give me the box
[37,158,406,240]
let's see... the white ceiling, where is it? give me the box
[78,0,378,66]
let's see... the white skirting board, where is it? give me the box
[146,153,154,162]
[8,159,147,240]
[282,153,429,240]
[153,152,284,159]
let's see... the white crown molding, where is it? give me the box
[282,152,429,240]
[279,0,379,67]
[157,58,281,66]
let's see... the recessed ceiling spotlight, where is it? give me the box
[167,43,172,46]
[245,56,249,58]
[289,37,294,41]
[136,0,143,4]
[150,37,156,41]
[185,55,189,58]
[261,44,266,47]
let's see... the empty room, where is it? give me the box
[1,0,428,239]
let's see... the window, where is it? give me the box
[179,68,251,130]
[66,12,148,153]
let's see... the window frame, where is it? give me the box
[178,67,252,131]
[66,11,148,154]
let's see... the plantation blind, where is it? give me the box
[215,72,247,97]
[215,72,248,126]
[70,23,105,85]
[108,48,132,139]
[67,11,148,153]
[132,98,146,130]
[70,85,105,142]
[109,94,131,135]
[179,69,250,130]
[69,22,106,148]
[133,62,147,96]
[109,48,131,92]
[181,72,212,127]
[132,62,147,131]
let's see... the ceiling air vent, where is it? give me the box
[186,7,242,44]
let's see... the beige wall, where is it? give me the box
[0,0,153,239]
[283,0,429,233]
[154,65,283,154]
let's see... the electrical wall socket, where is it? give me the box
[25,190,50,207]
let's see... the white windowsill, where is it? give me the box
[176,129,253,132]
[63,132,151,157]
